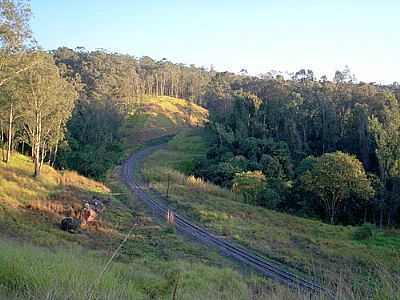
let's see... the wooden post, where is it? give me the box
[166,173,170,199]
[172,274,180,300]
[166,209,175,225]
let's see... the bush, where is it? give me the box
[353,223,376,240]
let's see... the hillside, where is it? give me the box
[1,95,399,299]
[0,153,278,299]
[122,96,208,152]
[0,153,111,243]
[1,97,300,300]
[2,1,400,299]
[142,129,400,299]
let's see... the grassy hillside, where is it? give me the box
[0,153,112,245]
[142,129,400,299]
[122,96,208,153]
[3,95,398,299]
[1,152,305,299]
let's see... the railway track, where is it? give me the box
[121,143,333,298]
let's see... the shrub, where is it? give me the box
[353,223,376,240]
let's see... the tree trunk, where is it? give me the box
[34,111,42,177]
[1,119,4,161]
[155,74,159,96]
[51,143,58,167]
[327,200,336,224]
[5,103,13,163]
[363,207,367,224]
[48,147,53,164]
[40,141,46,169]
[0,119,3,145]
[34,141,41,177]
[330,213,334,224]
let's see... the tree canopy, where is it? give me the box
[299,152,374,224]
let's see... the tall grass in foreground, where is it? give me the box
[0,239,251,300]
[1,238,398,299]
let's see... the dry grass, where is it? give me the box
[148,167,232,200]
[122,96,208,154]
[0,153,59,207]
[60,170,110,194]
[141,96,208,127]
[0,152,118,242]
[0,153,110,208]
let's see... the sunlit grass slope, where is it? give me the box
[0,153,291,299]
[142,129,400,299]
[122,96,208,153]
[0,153,108,208]
[0,153,112,244]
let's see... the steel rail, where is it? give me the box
[121,143,334,298]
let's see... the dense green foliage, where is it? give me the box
[194,71,400,226]
[1,0,399,222]
[299,151,374,224]
[142,131,400,298]
[58,97,123,179]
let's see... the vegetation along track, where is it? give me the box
[121,141,334,298]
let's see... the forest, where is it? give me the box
[1,0,400,228]
[195,71,400,226]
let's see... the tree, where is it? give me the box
[232,171,266,204]
[231,92,261,139]
[17,52,76,176]
[0,0,34,162]
[344,103,370,168]
[369,93,400,226]
[369,93,400,184]
[0,76,20,162]
[300,151,374,224]
[333,65,353,84]
[0,0,31,49]
[0,0,34,87]
[59,97,123,179]
[203,72,233,122]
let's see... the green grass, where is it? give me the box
[105,167,232,265]
[121,96,208,156]
[148,128,210,173]
[142,129,400,299]
[0,239,258,300]
[3,95,399,299]
[1,151,299,299]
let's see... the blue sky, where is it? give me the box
[31,0,399,83]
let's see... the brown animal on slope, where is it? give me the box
[80,203,97,227]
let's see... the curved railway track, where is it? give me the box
[121,143,333,298]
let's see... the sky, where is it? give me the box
[30,0,399,84]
